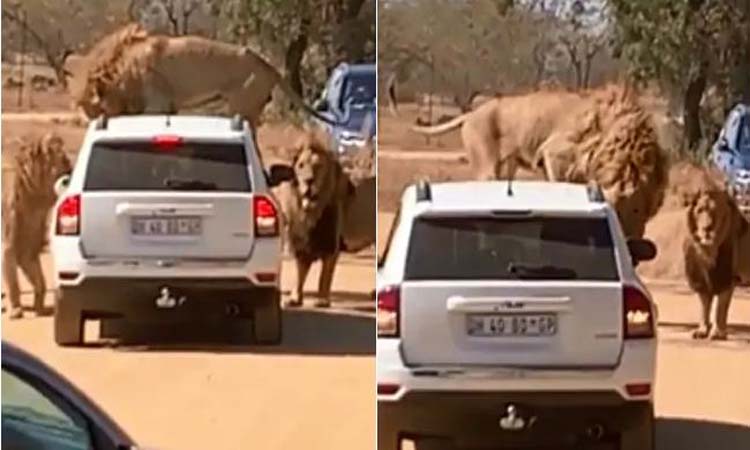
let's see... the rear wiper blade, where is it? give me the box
[507,262,578,280]
[163,178,217,190]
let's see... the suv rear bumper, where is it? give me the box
[58,277,279,322]
[378,390,652,449]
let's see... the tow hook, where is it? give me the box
[498,404,536,431]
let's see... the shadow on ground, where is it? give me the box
[657,417,750,450]
[90,309,374,356]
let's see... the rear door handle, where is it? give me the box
[446,296,572,313]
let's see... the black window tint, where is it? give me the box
[341,72,376,108]
[84,141,251,192]
[405,216,618,281]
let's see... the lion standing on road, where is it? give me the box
[2,133,72,319]
[274,133,355,308]
[681,169,750,340]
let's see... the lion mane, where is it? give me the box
[2,132,72,318]
[558,84,669,238]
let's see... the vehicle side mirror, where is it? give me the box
[627,238,657,266]
[314,98,329,112]
[266,164,295,187]
[54,174,71,196]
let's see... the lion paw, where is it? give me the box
[313,299,331,308]
[709,328,728,341]
[284,298,303,308]
[691,326,710,339]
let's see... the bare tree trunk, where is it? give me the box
[284,31,309,96]
[683,66,707,151]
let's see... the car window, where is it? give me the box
[2,368,92,450]
[84,141,251,192]
[340,71,376,109]
[405,216,618,281]
[739,114,750,152]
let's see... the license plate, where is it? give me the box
[466,314,557,337]
[131,217,202,236]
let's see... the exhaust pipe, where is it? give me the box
[586,424,605,441]
[225,303,240,317]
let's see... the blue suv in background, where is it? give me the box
[711,102,750,218]
[313,62,376,154]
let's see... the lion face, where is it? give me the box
[292,139,337,215]
[39,134,73,196]
[686,189,733,254]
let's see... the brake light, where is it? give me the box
[623,285,654,339]
[253,195,279,237]
[377,383,401,395]
[377,285,400,337]
[56,194,80,235]
[625,382,652,397]
[151,135,183,150]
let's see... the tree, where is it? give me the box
[609,0,750,151]
[1,0,133,86]
[222,0,374,99]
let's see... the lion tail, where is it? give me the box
[410,113,467,136]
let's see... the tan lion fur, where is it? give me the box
[70,23,325,128]
[410,84,668,238]
[2,133,72,319]
[680,168,750,340]
[273,132,355,308]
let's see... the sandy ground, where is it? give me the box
[1,88,375,450]
[2,252,375,450]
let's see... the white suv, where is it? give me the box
[377,180,659,450]
[50,115,291,347]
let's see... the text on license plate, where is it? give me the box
[131,217,202,236]
[466,314,557,337]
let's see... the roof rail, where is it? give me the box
[230,114,243,131]
[94,114,108,130]
[587,183,606,202]
[415,179,432,202]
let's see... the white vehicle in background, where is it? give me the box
[49,115,294,347]
[377,180,659,450]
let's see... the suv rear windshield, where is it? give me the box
[84,141,251,192]
[405,216,618,281]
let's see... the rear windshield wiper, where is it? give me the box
[163,178,218,190]
[507,262,578,280]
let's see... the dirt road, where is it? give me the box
[379,212,750,450]
[2,252,375,450]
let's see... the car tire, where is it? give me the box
[253,291,282,345]
[620,404,655,450]
[54,293,83,347]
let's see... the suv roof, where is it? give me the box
[88,115,249,140]
[334,62,375,75]
[402,180,607,214]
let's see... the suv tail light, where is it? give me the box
[623,285,654,339]
[56,194,81,236]
[253,195,279,237]
[378,285,400,337]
